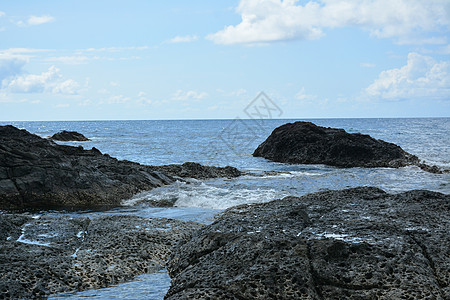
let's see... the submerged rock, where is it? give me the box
[166,187,450,299]
[253,121,444,173]
[0,125,242,210]
[50,130,90,141]
[0,213,202,298]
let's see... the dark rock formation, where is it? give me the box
[0,125,241,210]
[253,121,445,173]
[0,125,173,210]
[166,187,450,299]
[151,162,242,180]
[0,213,202,298]
[50,130,90,141]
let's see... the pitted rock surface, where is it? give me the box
[0,213,202,298]
[253,121,444,173]
[166,187,449,299]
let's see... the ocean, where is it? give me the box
[2,118,449,299]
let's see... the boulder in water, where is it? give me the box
[50,130,90,141]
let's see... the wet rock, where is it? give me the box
[151,162,242,180]
[0,213,202,298]
[253,121,445,173]
[166,187,450,299]
[50,130,90,141]
[0,125,242,210]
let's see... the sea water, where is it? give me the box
[3,118,449,299]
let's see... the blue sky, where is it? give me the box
[1,0,449,121]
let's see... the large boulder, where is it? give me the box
[166,187,450,299]
[0,125,241,210]
[253,121,443,173]
[50,130,90,141]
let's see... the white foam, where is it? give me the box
[125,181,289,210]
[16,223,51,247]
[312,231,377,244]
[244,170,323,179]
[174,183,288,210]
[17,236,51,247]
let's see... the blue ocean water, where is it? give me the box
[3,118,449,299]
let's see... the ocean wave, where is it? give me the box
[124,181,289,210]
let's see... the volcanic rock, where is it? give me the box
[0,125,241,210]
[0,213,202,298]
[166,187,450,299]
[50,130,90,141]
[151,162,242,180]
[253,121,444,173]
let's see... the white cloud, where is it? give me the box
[27,15,55,26]
[3,65,80,95]
[81,46,149,52]
[365,53,450,101]
[230,88,247,97]
[44,56,88,65]
[102,95,131,104]
[208,0,450,45]
[0,11,5,17]
[295,87,317,101]
[0,57,27,81]
[55,103,70,108]
[172,90,208,101]
[169,35,199,43]
[360,62,376,68]
[51,79,79,95]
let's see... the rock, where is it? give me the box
[0,125,174,210]
[166,187,450,299]
[0,125,242,210]
[253,121,445,173]
[151,162,242,180]
[0,213,202,298]
[50,130,90,141]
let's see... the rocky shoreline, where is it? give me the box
[0,125,241,211]
[166,187,449,299]
[1,123,449,299]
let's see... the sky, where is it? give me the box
[0,0,449,121]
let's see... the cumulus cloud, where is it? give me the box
[208,0,450,45]
[365,53,450,101]
[172,90,208,101]
[3,66,80,95]
[169,35,199,43]
[0,57,27,81]
[27,15,55,26]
